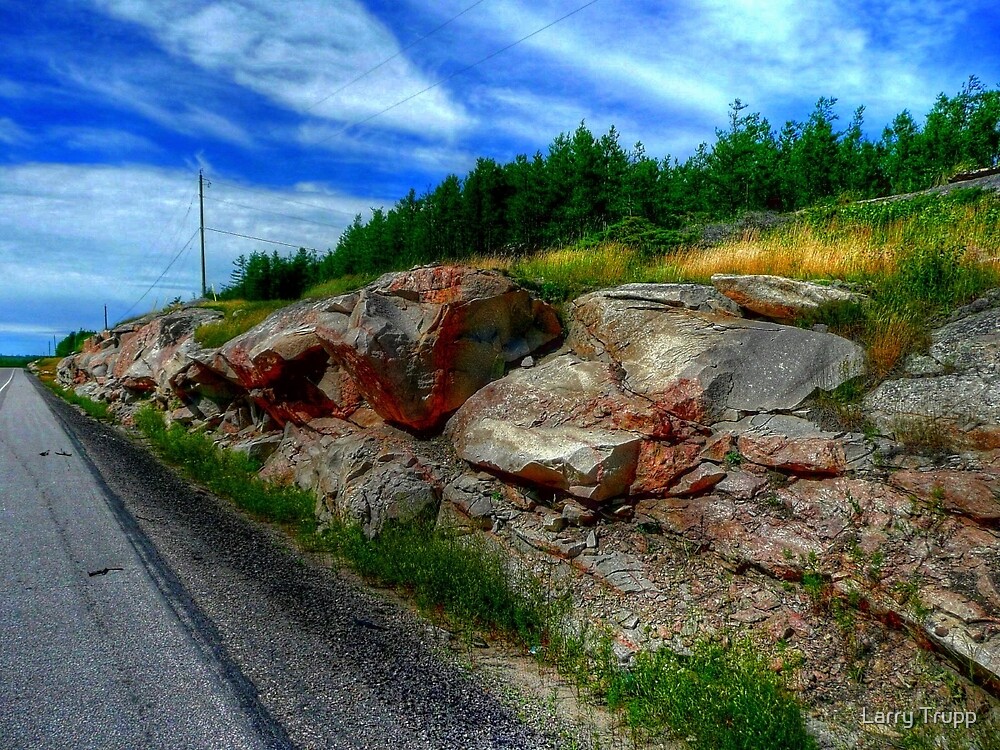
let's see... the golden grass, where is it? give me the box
[864,313,925,379]
[666,223,903,282]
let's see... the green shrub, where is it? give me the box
[319,518,557,644]
[133,406,313,525]
[43,381,113,421]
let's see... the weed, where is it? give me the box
[41,379,113,421]
[891,416,959,459]
[194,299,294,348]
[866,550,885,582]
[802,571,827,604]
[723,449,743,467]
[596,636,817,749]
[893,575,931,621]
[133,406,313,525]
[302,273,378,299]
[316,517,559,644]
[846,490,862,516]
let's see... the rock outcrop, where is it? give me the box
[865,292,1000,448]
[711,273,866,322]
[55,268,1000,699]
[206,266,561,432]
[568,286,865,423]
[447,355,701,502]
[59,307,223,403]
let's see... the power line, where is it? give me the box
[205,226,316,250]
[313,0,602,146]
[205,176,361,217]
[204,195,346,229]
[118,228,201,321]
[289,0,490,121]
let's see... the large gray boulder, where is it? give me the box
[865,297,1000,447]
[289,422,444,537]
[569,286,865,424]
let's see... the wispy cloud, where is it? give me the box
[90,0,471,138]
[0,117,30,145]
[60,64,256,147]
[0,163,376,333]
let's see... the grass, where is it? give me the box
[133,405,314,525]
[0,355,39,367]
[477,188,1000,381]
[303,272,379,299]
[194,299,293,348]
[317,518,557,644]
[45,381,113,421]
[546,627,816,750]
[127,400,817,749]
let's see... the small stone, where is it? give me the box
[611,504,634,521]
[562,500,598,526]
[586,529,598,549]
[540,513,567,533]
[521,355,534,368]
[934,624,950,637]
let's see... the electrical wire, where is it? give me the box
[290,0,490,120]
[205,226,316,250]
[117,228,200,321]
[205,176,361,217]
[312,0,602,146]
[204,195,345,229]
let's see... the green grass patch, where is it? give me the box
[547,627,816,749]
[41,378,114,421]
[318,518,557,644]
[133,405,313,525]
[194,299,293,348]
[303,272,379,299]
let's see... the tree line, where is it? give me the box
[224,76,1000,300]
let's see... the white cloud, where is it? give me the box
[60,65,255,147]
[294,122,477,175]
[0,117,30,145]
[460,0,988,139]
[89,0,471,138]
[0,163,378,343]
[53,126,161,156]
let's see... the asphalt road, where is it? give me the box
[0,367,280,749]
[0,368,552,750]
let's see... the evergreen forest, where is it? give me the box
[222,77,1000,301]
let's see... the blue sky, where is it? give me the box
[1,0,999,354]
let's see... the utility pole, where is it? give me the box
[104,305,108,331]
[199,170,207,298]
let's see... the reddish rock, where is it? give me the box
[568,286,864,424]
[890,469,1000,526]
[448,355,700,502]
[206,266,561,431]
[723,414,849,475]
[111,308,222,393]
[668,462,727,497]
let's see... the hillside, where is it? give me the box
[52,180,1000,748]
